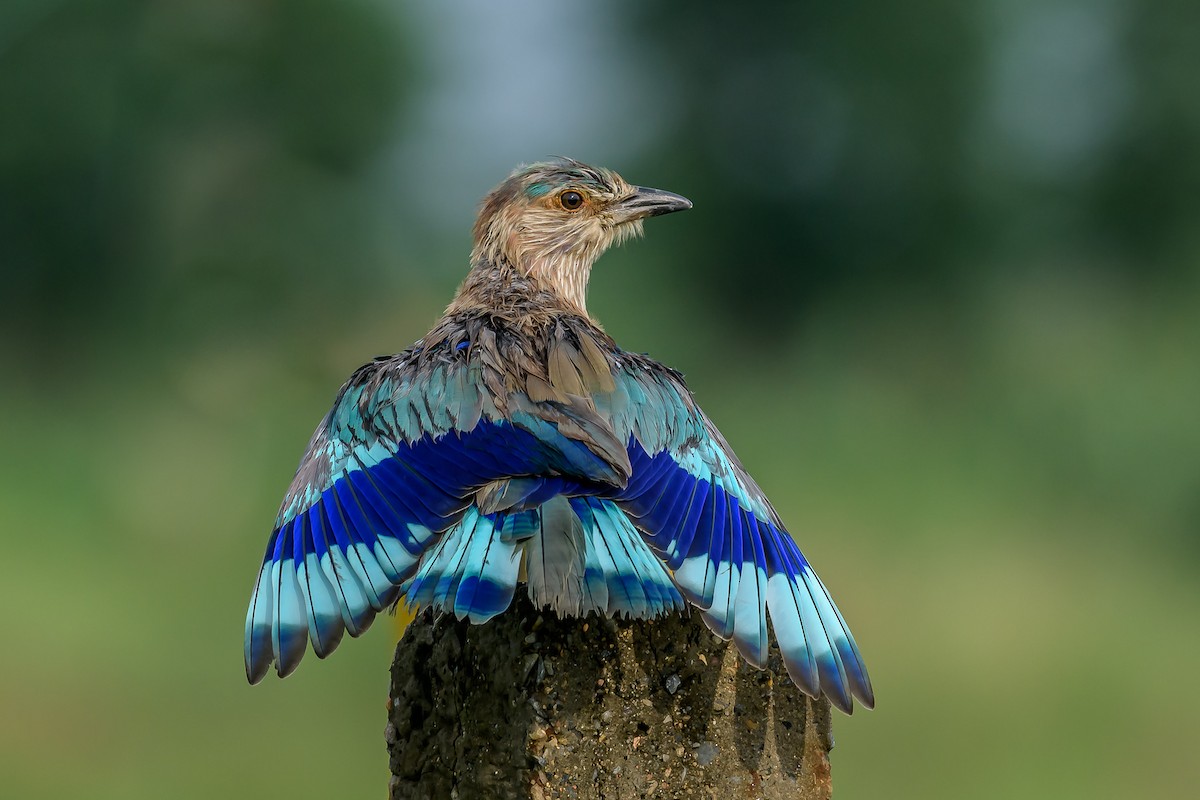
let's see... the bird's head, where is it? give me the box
[469,158,692,312]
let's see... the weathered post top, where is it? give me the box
[387,592,835,800]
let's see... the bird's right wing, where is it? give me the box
[597,353,874,713]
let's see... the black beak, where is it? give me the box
[614,185,693,222]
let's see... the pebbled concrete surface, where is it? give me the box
[388,590,834,800]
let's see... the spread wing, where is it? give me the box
[244,337,630,683]
[598,352,875,713]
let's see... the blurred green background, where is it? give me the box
[2,1,1198,797]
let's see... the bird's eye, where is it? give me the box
[558,190,585,211]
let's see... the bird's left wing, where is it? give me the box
[598,353,874,713]
[245,340,629,683]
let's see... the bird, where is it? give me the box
[244,158,874,713]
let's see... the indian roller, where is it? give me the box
[244,158,874,713]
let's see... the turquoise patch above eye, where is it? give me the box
[526,182,553,198]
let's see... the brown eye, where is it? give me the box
[558,190,584,211]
